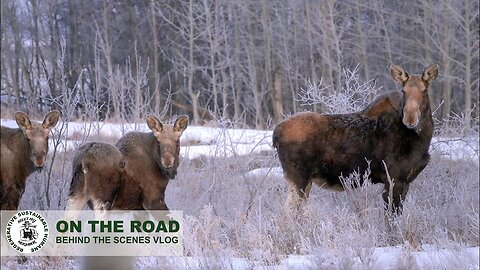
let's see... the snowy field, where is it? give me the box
[1,118,479,269]
[1,119,477,161]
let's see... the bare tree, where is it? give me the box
[1,0,478,127]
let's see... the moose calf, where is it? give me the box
[1,111,60,210]
[67,115,189,212]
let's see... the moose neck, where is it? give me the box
[147,132,164,170]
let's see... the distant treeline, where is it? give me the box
[1,0,478,127]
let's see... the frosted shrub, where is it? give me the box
[298,65,382,114]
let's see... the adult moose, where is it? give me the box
[273,64,438,214]
[1,111,60,210]
[67,115,189,211]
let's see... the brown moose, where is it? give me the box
[67,115,189,211]
[273,64,438,214]
[1,111,60,210]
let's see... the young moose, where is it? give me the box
[1,111,60,210]
[67,115,189,211]
[273,64,438,214]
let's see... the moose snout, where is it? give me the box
[402,114,419,129]
[161,155,175,169]
[32,151,47,168]
[402,103,420,129]
[33,157,46,168]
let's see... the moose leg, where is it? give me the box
[151,199,169,211]
[143,197,171,222]
[63,195,89,222]
[284,174,311,213]
[383,181,410,244]
[382,181,410,216]
[65,170,90,220]
[66,193,88,211]
[91,199,113,219]
[142,185,169,211]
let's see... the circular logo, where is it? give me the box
[5,210,49,254]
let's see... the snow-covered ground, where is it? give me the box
[135,245,479,269]
[2,245,478,269]
[430,136,479,160]
[273,245,479,270]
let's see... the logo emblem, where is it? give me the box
[5,211,49,254]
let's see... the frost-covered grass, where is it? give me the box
[1,117,478,269]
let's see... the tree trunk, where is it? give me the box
[272,67,284,123]
[463,0,472,127]
[151,0,161,114]
[355,0,370,82]
[422,0,435,109]
[188,0,200,125]
[441,26,452,119]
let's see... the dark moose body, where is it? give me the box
[274,64,438,213]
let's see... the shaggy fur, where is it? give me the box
[273,64,438,213]
[67,115,189,211]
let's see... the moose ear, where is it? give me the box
[174,115,189,133]
[15,112,32,130]
[390,64,409,84]
[422,64,439,84]
[42,110,60,129]
[146,115,164,133]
